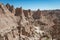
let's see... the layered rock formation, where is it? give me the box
[0,3,60,40]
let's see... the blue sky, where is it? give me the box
[0,0,60,10]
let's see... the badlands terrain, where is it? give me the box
[0,3,60,40]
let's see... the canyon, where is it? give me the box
[0,3,60,40]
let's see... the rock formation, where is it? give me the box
[6,3,15,15]
[33,9,41,19]
[0,3,60,40]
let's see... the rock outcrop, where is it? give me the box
[6,3,15,14]
[0,3,60,40]
[33,9,41,19]
[0,3,18,40]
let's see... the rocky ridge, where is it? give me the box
[0,3,60,40]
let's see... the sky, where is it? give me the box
[0,0,60,10]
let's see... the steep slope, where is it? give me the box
[0,3,60,40]
[0,3,18,40]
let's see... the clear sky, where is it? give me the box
[0,0,60,10]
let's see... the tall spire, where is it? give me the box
[20,7,26,20]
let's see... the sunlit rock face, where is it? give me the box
[0,3,60,40]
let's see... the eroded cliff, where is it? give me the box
[0,3,60,40]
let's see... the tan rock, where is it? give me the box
[0,3,60,40]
